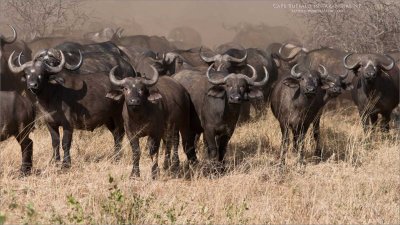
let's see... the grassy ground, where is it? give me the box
[0,106,399,224]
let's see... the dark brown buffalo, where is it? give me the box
[173,64,268,168]
[8,49,126,168]
[84,27,123,43]
[114,35,175,54]
[106,66,197,178]
[0,91,35,174]
[276,42,309,68]
[200,47,278,120]
[159,47,215,75]
[52,41,135,76]
[344,53,399,132]
[168,26,202,49]
[271,64,352,166]
[117,47,167,78]
[27,37,95,55]
[1,25,32,94]
[293,47,356,107]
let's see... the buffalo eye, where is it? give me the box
[123,87,128,91]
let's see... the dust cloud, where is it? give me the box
[81,0,305,47]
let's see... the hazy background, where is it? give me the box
[1,0,398,52]
[0,0,304,47]
[80,0,304,46]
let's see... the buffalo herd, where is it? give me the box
[1,26,399,178]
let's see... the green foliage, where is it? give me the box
[224,199,249,224]
[101,175,153,224]
[23,202,37,224]
[0,213,5,225]
[67,195,85,224]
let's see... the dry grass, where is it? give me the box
[0,107,399,224]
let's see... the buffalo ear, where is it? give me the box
[207,86,226,98]
[106,90,124,101]
[283,77,299,88]
[49,75,65,85]
[247,87,264,100]
[271,53,281,68]
[148,90,162,103]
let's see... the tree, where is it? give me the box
[295,0,400,53]
[3,0,88,40]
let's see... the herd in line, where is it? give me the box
[0,25,399,178]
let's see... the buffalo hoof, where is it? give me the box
[182,161,193,180]
[130,168,140,179]
[296,162,306,174]
[151,165,160,180]
[112,152,122,162]
[61,161,71,169]
[163,159,171,171]
[20,165,32,176]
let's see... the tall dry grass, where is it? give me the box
[0,106,399,224]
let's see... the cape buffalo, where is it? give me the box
[344,53,399,132]
[1,25,32,95]
[271,64,352,166]
[200,47,278,120]
[276,43,309,68]
[114,35,175,54]
[106,66,197,178]
[173,63,268,168]
[152,47,215,76]
[0,91,35,174]
[8,49,126,168]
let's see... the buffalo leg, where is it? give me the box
[128,135,141,178]
[370,113,378,131]
[106,121,124,160]
[381,112,391,133]
[279,123,290,166]
[162,137,172,171]
[217,134,231,173]
[312,118,322,159]
[47,125,61,162]
[217,134,231,162]
[61,127,73,168]
[293,129,306,166]
[170,130,180,172]
[17,136,33,175]
[162,127,173,171]
[359,108,368,133]
[203,129,218,161]
[147,136,161,179]
[181,129,198,163]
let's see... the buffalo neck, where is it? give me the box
[224,98,242,126]
[34,82,60,108]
